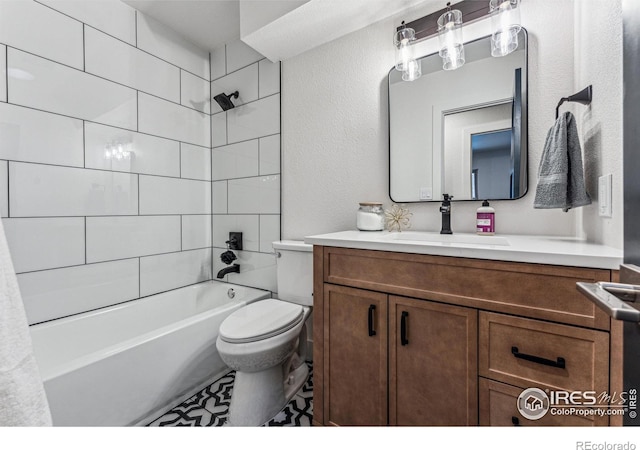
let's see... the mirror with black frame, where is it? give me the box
[388,29,527,202]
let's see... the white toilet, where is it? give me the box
[215,240,313,426]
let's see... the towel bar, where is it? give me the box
[555,85,593,119]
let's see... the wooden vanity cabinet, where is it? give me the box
[313,245,618,427]
[322,284,477,426]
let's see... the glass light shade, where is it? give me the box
[402,58,422,81]
[490,0,522,57]
[441,46,465,71]
[437,9,465,70]
[394,27,416,71]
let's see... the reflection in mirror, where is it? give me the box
[389,30,527,202]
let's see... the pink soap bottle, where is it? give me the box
[476,200,495,235]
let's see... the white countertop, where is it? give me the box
[304,230,624,270]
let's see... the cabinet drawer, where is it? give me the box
[479,312,609,393]
[323,247,611,330]
[479,378,602,426]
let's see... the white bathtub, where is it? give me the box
[29,281,270,426]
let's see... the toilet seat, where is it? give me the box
[219,299,304,344]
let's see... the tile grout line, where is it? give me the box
[0,101,209,148]
[15,246,213,277]
[8,159,214,183]
[84,216,87,264]
[82,24,86,72]
[4,45,7,102]
[213,132,280,150]
[6,161,9,218]
[8,45,208,114]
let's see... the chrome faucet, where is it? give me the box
[217,264,240,278]
[440,193,453,234]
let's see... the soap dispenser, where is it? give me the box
[476,200,495,235]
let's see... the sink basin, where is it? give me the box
[382,231,510,247]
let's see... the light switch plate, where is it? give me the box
[419,187,432,200]
[598,174,612,218]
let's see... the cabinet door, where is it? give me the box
[323,284,387,426]
[389,296,478,426]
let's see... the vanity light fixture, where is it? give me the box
[437,3,465,70]
[489,0,522,57]
[394,22,421,81]
[394,0,509,76]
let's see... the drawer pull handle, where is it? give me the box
[400,311,409,346]
[368,304,376,336]
[511,346,566,369]
[511,416,520,426]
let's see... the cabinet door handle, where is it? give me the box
[400,311,409,346]
[368,304,376,336]
[511,416,520,426]
[511,346,566,369]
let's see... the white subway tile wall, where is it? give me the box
[18,259,140,325]
[0,103,84,167]
[9,162,139,217]
[140,248,212,297]
[138,92,210,147]
[181,143,212,181]
[38,0,137,45]
[85,27,181,103]
[213,215,260,251]
[139,175,211,215]
[226,94,280,144]
[211,39,281,289]
[3,217,85,273]
[0,0,215,324]
[84,122,180,177]
[86,215,182,263]
[210,64,259,113]
[181,215,213,251]
[181,70,211,114]
[212,140,259,180]
[0,2,280,324]
[211,112,227,147]
[228,175,281,214]
[9,49,138,130]
[0,1,84,69]
[259,134,281,175]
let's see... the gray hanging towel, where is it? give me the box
[534,111,591,212]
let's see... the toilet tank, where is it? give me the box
[273,240,313,306]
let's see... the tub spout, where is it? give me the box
[217,264,240,278]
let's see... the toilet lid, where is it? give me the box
[219,299,304,344]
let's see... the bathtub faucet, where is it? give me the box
[217,264,240,279]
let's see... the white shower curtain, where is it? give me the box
[0,219,52,426]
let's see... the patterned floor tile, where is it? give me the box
[148,362,313,427]
[147,404,221,427]
[264,394,313,427]
[200,371,236,416]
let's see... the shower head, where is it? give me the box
[213,91,239,111]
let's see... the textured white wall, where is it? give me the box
[282,0,622,247]
[574,0,623,248]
